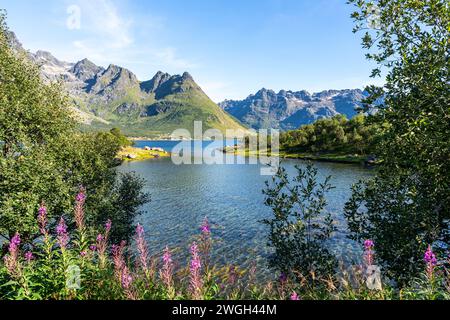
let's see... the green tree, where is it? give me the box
[0,12,149,244]
[263,163,337,284]
[345,0,450,284]
[110,128,133,147]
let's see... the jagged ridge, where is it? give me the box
[219,88,367,130]
[7,32,247,137]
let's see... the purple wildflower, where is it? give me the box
[105,219,112,233]
[4,233,21,276]
[364,239,375,266]
[120,265,137,300]
[56,217,69,249]
[121,266,133,289]
[364,240,374,250]
[424,245,437,279]
[24,251,34,262]
[189,242,203,300]
[135,224,152,279]
[200,217,211,234]
[163,247,173,264]
[160,247,174,297]
[80,251,87,257]
[199,217,212,269]
[75,187,86,203]
[279,273,288,283]
[112,241,126,281]
[290,292,300,301]
[74,187,86,231]
[228,265,238,286]
[97,220,112,268]
[37,203,48,235]
[424,245,437,265]
[89,245,97,252]
[9,233,21,253]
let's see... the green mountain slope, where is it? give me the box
[8,31,247,138]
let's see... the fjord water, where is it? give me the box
[119,141,373,279]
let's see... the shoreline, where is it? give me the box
[221,147,375,166]
[116,146,171,162]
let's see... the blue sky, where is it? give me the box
[2,0,382,102]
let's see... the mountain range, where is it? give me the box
[7,32,246,137]
[8,31,367,135]
[219,88,367,130]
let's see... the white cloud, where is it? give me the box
[197,80,232,103]
[154,47,197,70]
[75,0,133,49]
[58,0,196,77]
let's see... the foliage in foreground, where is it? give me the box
[1,189,449,300]
[345,0,450,285]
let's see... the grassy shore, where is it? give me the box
[223,147,370,165]
[117,146,170,162]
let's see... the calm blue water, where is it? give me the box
[119,140,373,279]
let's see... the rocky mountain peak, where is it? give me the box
[70,58,104,82]
[33,50,72,69]
[220,88,367,130]
[181,72,194,81]
[140,71,171,93]
[6,31,246,135]
[6,31,24,53]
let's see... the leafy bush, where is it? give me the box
[345,0,450,284]
[263,163,337,285]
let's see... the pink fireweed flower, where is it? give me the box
[163,247,173,265]
[228,265,238,286]
[279,273,288,283]
[364,240,374,250]
[80,251,87,257]
[9,233,21,252]
[200,217,211,235]
[290,292,300,301]
[160,247,174,296]
[120,265,137,300]
[105,219,112,234]
[97,220,112,269]
[112,241,126,281]
[424,245,437,279]
[37,203,48,236]
[135,224,151,279]
[3,233,21,276]
[56,217,69,249]
[74,187,86,231]
[199,217,212,268]
[364,239,375,266]
[121,266,133,289]
[24,251,34,263]
[189,242,203,300]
